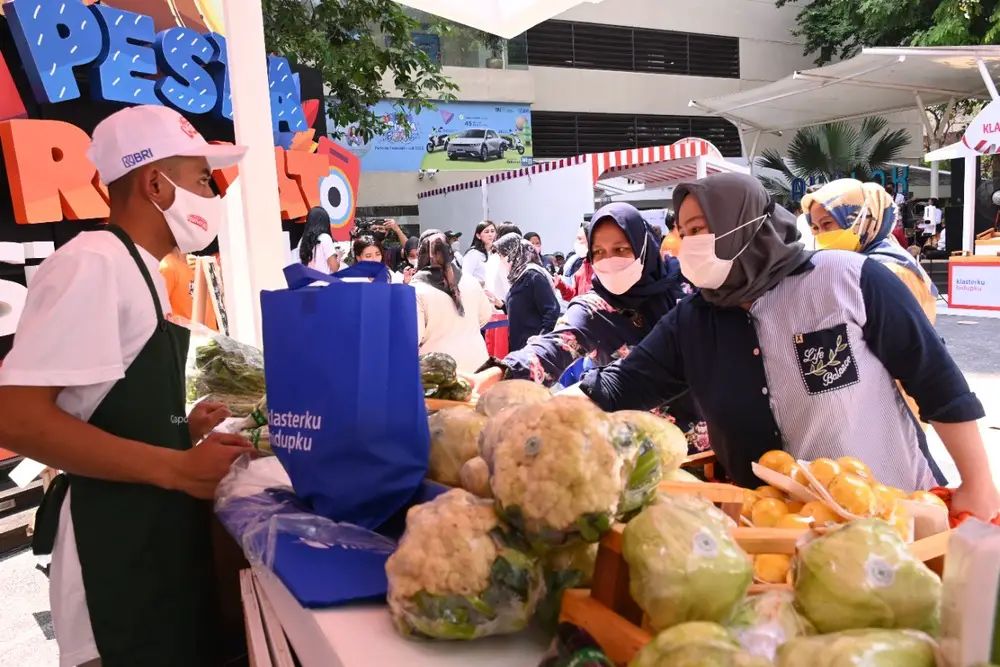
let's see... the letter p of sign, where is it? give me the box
[6,0,103,104]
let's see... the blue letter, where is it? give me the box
[267,56,307,133]
[205,33,232,120]
[90,5,158,105]
[155,28,217,114]
[5,0,103,103]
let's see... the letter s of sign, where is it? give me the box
[0,246,30,342]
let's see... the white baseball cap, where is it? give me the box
[87,105,247,185]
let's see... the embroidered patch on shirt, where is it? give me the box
[794,324,860,395]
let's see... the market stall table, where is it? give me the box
[244,565,551,666]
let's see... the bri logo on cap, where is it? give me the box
[122,148,154,169]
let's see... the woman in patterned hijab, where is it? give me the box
[802,179,937,322]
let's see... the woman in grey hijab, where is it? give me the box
[573,173,999,523]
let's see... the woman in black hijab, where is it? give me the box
[576,173,998,520]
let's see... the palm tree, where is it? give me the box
[756,117,911,203]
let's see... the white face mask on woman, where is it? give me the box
[678,213,768,290]
[408,257,418,268]
[153,174,225,253]
[592,233,647,295]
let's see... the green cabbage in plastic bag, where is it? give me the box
[727,590,816,661]
[536,542,599,632]
[776,629,938,667]
[609,411,668,519]
[793,519,941,634]
[623,494,752,632]
[630,623,771,667]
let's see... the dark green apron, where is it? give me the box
[38,226,218,666]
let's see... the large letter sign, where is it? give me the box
[89,4,158,105]
[6,0,104,102]
[4,0,304,128]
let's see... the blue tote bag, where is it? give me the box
[260,261,430,529]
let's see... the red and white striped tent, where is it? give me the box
[417,137,748,255]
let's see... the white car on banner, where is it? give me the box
[446,128,506,162]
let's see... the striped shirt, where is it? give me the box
[582,251,983,489]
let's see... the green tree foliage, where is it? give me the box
[756,117,911,200]
[777,0,1000,66]
[263,0,457,141]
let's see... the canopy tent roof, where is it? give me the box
[392,0,606,39]
[690,47,1000,134]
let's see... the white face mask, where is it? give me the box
[593,234,647,295]
[450,241,460,253]
[153,174,225,253]
[573,240,588,258]
[408,257,418,268]
[678,213,768,290]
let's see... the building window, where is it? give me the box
[531,111,741,158]
[523,20,739,79]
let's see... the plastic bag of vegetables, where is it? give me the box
[623,494,752,632]
[476,379,551,418]
[793,519,941,634]
[427,407,488,487]
[185,328,266,416]
[488,397,624,550]
[385,489,544,640]
[608,411,665,519]
[775,629,939,667]
[537,542,599,631]
[630,622,772,667]
[726,590,815,661]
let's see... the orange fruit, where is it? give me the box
[741,489,759,519]
[786,500,804,513]
[800,501,842,526]
[837,456,873,480]
[909,490,948,510]
[871,483,899,518]
[828,473,876,516]
[754,554,792,584]
[788,463,811,486]
[809,458,842,488]
[751,497,789,528]
[755,485,785,500]
[776,513,813,530]
[759,450,796,477]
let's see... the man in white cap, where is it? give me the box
[0,105,251,666]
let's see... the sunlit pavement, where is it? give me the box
[0,312,997,667]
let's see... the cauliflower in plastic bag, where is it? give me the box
[476,379,551,418]
[793,519,941,634]
[608,411,667,519]
[489,397,624,549]
[623,494,752,632]
[537,541,599,631]
[611,410,687,472]
[726,590,816,661]
[630,622,772,667]
[427,407,488,486]
[385,489,544,640]
[776,629,938,667]
[459,456,492,499]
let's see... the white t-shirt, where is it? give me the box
[462,248,488,285]
[484,252,511,302]
[0,229,170,667]
[298,233,338,273]
[414,274,493,373]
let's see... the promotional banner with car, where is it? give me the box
[333,100,533,172]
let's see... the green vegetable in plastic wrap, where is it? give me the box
[537,542,598,631]
[630,622,771,667]
[776,629,938,667]
[420,352,458,388]
[608,411,668,519]
[186,335,266,416]
[436,378,473,402]
[793,519,941,634]
[623,494,752,632]
[385,489,544,640]
[726,590,815,661]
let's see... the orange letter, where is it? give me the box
[284,150,329,211]
[274,147,308,220]
[0,119,109,223]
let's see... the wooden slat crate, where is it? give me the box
[560,482,954,666]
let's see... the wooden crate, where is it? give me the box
[560,487,954,666]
